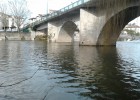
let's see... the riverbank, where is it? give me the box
[0,32,47,41]
[0,32,31,41]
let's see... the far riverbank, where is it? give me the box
[0,32,47,41]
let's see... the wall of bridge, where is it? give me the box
[48,15,80,42]
[80,0,140,45]
[80,8,106,45]
[35,0,140,46]
[36,14,80,42]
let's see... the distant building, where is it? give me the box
[49,9,57,14]
[0,12,18,32]
[119,30,132,41]
[29,14,47,24]
[119,24,140,41]
[29,17,36,23]
[125,23,140,33]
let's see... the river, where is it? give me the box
[0,41,140,100]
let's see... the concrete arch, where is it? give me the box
[57,21,77,42]
[97,6,140,46]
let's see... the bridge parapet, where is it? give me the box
[23,0,91,30]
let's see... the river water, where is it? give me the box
[0,41,140,100]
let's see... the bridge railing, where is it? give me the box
[24,0,90,29]
[46,0,90,19]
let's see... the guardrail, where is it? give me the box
[23,0,90,29]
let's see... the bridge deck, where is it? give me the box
[23,0,93,30]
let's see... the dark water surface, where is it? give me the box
[0,41,140,100]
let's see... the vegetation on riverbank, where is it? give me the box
[124,29,140,36]
[34,35,48,41]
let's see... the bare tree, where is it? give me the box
[8,0,30,34]
[0,3,9,38]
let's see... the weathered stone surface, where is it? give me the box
[33,0,140,46]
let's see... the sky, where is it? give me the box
[0,0,77,17]
[27,0,140,25]
[131,17,140,26]
[27,0,77,17]
[0,0,140,25]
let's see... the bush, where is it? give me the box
[34,35,48,41]
[21,36,25,40]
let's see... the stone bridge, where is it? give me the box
[27,0,140,46]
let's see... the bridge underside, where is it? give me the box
[80,4,140,46]
[97,6,140,46]
[33,0,140,46]
[57,21,77,43]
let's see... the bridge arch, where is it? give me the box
[97,6,140,46]
[57,21,77,42]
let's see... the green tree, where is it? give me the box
[124,29,136,36]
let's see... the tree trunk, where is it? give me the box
[4,27,8,41]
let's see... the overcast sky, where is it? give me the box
[27,0,140,25]
[0,0,140,25]
[27,0,77,17]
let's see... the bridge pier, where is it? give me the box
[31,0,140,46]
[80,5,140,46]
[80,9,106,46]
[48,23,58,42]
[57,21,78,43]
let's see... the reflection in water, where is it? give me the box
[0,41,140,100]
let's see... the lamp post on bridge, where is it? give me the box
[46,0,48,14]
